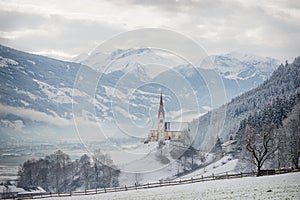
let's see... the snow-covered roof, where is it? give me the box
[0,185,46,194]
[165,122,189,132]
[221,140,237,147]
[0,185,25,194]
[19,186,47,194]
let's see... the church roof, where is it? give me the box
[165,122,189,132]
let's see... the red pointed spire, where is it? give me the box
[158,91,165,118]
[160,91,163,106]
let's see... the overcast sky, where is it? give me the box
[0,0,299,62]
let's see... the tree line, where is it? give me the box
[17,149,120,193]
[236,92,300,176]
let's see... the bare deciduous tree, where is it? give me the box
[244,125,277,176]
[92,149,119,188]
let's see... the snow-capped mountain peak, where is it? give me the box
[79,47,179,73]
[203,52,279,81]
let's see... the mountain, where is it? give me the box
[81,48,279,103]
[0,45,279,144]
[78,47,280,120]
[200,52,279,101]
[190,56,300,151]
[0,46,89,142]
[208,52,278,81]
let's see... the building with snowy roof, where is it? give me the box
[147,92,190,145]
[0,183,47,199]
[221,140,237,154]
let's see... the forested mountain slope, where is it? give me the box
[191,56,300,150]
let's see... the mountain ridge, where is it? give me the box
[0,45,281,144]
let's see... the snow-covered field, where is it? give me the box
[116,141,215,186]
[179,155,239,179]
[117,141,180,186]
[47,172,300,200]
[0,165,19,180]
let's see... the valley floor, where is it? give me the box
[46,171,300,200]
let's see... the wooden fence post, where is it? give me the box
[201,175,204,181]
[240,172,243,178]
[226,172,228,179]
[96,188,97,194]
[212,173,214,179]
[191,177,193,183]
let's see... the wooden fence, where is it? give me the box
[2,168,299,199]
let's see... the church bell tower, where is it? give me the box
[158,91,165,141]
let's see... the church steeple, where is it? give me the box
[157,90,165,141]
[158,91,165,119]
[147,90,191,144]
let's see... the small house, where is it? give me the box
[221,140,237,154]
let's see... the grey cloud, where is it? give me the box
[0,10,47,31]
[0,13,126,58]
[175,1,300,60]
[282,0,300,9]
[112,0,222,13]
[0,0,299,61]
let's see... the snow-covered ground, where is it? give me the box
[46,172,300,200]
[109,142,159,166]
[116,141,214,186]
[0,185,46,195]
[117,141,180,186]
[108,141,253,188]
[0,165,19,180]
[179,155,239,179]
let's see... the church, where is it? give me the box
[147,92,190,145]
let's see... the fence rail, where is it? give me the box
[2,168,299,199]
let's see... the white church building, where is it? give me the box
[147,92,190,145]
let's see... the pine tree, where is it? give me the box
[211,136,222,154]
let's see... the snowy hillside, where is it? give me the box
[46,172,300,200]
[115,141,213,186]
[179,155,239,179]
[103,140,222,186]
[0,45,111,142]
